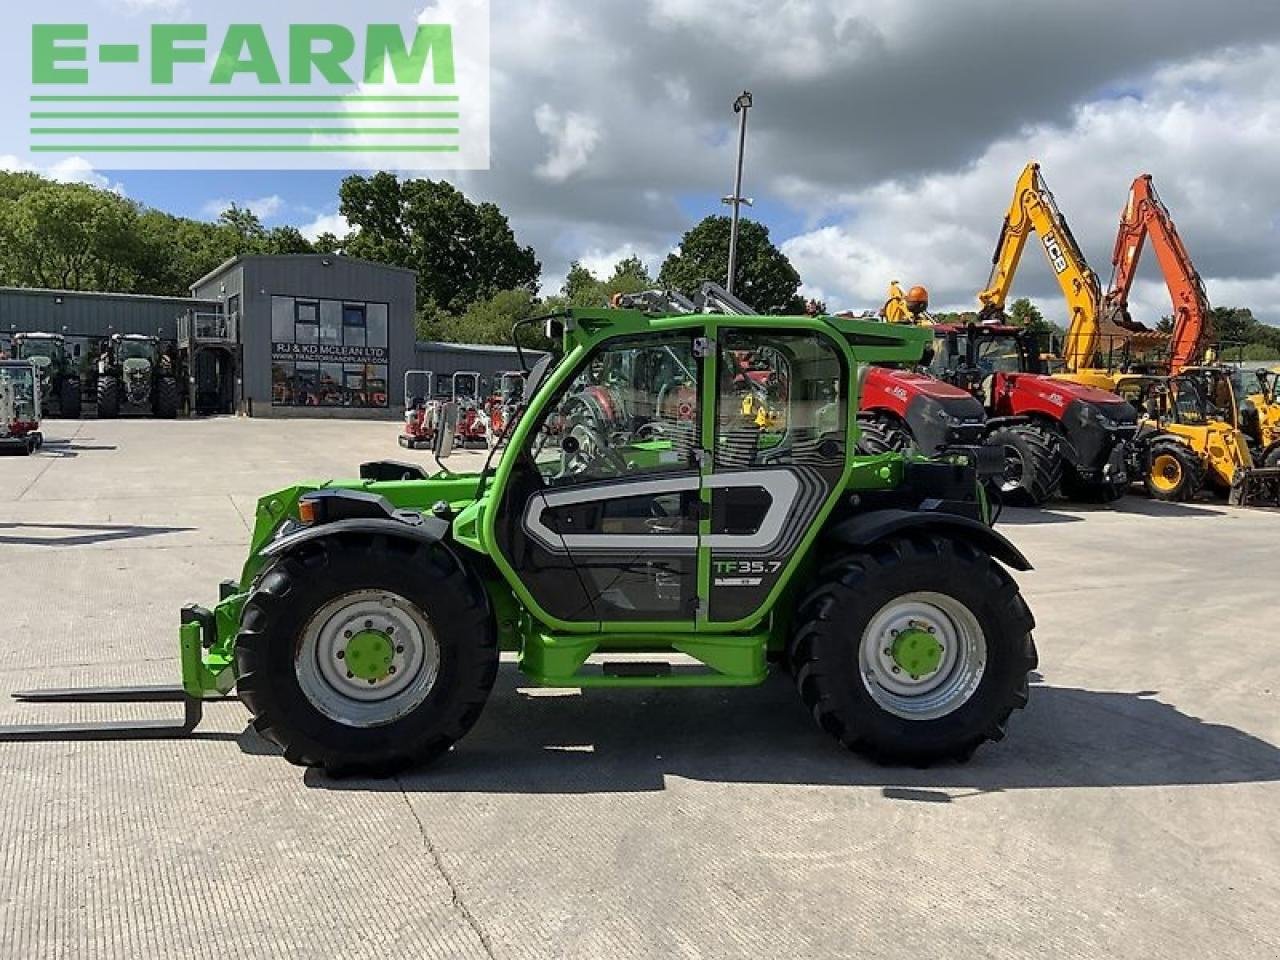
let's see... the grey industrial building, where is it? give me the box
[0,254,544,418]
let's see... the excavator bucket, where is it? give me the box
[0,605,237,741]
[1229,466,1280,508]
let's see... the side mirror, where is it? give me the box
[434,402,459,460]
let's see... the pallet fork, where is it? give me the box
[0,602,239,741]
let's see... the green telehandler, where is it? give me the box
[0,305,1038,774]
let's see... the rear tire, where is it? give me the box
[855,416,913,456]
[1263,444,1280,469]
[788,535,1037,765]
[59,379,82,418]
[984,424,1062,506]
[96,376,120,418]
[235,534,498,777]
[154,376,179,419]
[1144,438,1204,502]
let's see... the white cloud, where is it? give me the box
[0,155,123,194]
[533,104,603,182]
[781,43,1280,322]
[200,195,286,222]
[299,212,351,242]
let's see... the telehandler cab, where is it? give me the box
[0,306,1038,775]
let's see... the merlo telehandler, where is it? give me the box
[0,306,1038,775]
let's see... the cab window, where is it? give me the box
[525,333,699,486]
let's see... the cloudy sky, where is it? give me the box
[10,0,1280,327]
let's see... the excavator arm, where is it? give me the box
[976,162,1103,371]
[1104,174,1211,374]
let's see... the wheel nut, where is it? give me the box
[396,645,405,654]
[891,666,900,674]
[388,666,397,675]
[336,650,345,659]
[343,630,352,638]
[364,620,373,628]
[346,671,353,679]
[367,678,376,685]
[927,626,936,634]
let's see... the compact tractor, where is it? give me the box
[1,306,1038,775]
[1241,368,1280,468]
[96,334,180,419]
[10,332,81,418]
[0,360,43,455]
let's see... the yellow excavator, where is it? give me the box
[881,281,932,324]
[977,162,1279,504]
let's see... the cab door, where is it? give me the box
[702,327,850,626]
[490,330,705,627]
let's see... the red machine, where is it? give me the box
[0,360,43,455]
[926,323,1138,502]
[399,370,439,450]
[1104,174,1211,374]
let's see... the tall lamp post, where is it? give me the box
[722,90,753,296]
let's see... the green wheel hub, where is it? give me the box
[343,630,395,682]
[890,627,943,679]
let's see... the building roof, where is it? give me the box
[190,253,417,292]
[0,286,219,307]
[415,340,547,356]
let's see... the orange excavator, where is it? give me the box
[1103,173,1211,374]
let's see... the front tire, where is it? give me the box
[788,535,1037,765]
[855,416,913,456]
[96,376,120,418]
[153,376,179,419]
[60,379,82,418]
[235,534,498,777]
[984,424,1062,506]
[1059,466,1126,503]
[1144,439,1204,502]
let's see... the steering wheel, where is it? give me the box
[563,419,629,478]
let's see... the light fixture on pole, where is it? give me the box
[722,90,753,296]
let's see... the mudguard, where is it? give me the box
[825,509,1032,571]
[260,516,451,559]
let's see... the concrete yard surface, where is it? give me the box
[1,418,1277,959]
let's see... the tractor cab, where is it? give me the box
[927,323,1044,393]
[12,332,81,417]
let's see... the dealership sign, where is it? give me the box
[6,0,489,170]
[273,342,389,364]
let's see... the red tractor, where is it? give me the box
[926,323,1138,502]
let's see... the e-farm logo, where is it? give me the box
[14,2,490,170]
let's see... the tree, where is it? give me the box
[264,226,315,255]
[218,203,269,254]
[339,173,540,315]
[560,261,600,305]
[658,216,804,314]
[557,255,656,309]
[425,288,556,352]
[1008,297,1056,336]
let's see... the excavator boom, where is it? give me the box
[1104,174,1211,374]
[976,162,1103,372]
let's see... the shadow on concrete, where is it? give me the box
[0,522,193,547]
[298,667,1280,795]
[996,508,1085,526]
[38,440,118,459]
[1057,497,1227,519]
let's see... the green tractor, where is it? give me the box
[96,334,180,419]
[11,332,81,418]
[1,307,1038,774]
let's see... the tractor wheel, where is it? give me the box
[96,376,120,418]
[984,424,1062,507]
[788,534,1037,765]
[235,533,498,777]
[154,376,179,419]
[1059,466,1126,504]
[60,379,82,419]
[855,416,913,456]
[1144,439,1204,502]
[1263,444,1280,469]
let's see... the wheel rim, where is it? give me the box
[1150,453,1182,493]
[999,445,1025,493]
[858,592,988,720]
[295,589,440,728]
